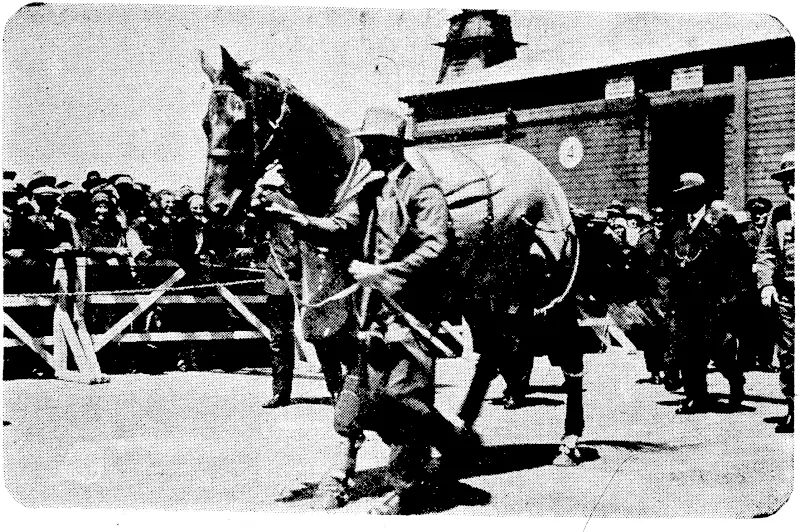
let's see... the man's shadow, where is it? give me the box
[276,442,600,513]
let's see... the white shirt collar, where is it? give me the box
[688,205,707,232]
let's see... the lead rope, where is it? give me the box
[267,243,359,309]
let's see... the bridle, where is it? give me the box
[206,77,291,215]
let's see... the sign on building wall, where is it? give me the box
[559,136,584,169]
[671,66,704,91]
[605,76,635,99]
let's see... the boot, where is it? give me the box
[776,398,794,433]
[312,433,363,509]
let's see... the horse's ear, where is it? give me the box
[199,49,218,82]
[220,46,241,76]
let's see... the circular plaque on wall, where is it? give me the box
[558,136,584,169]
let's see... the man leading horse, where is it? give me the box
[270,107,476,515]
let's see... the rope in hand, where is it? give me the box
[267,244,359,309]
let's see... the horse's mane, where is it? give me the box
[243,66,356,215]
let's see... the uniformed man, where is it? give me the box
[755,151,795,433]
[739,197,776,371]
[272,107,471,514]
[742,197,773,254]
[661,173,746,414]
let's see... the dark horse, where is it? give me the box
[200,47,589,458]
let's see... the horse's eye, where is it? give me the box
[226,94,247,121]
[202,117,211,136]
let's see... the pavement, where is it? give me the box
[2,345,795,523]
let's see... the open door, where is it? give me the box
[648,100,729,207]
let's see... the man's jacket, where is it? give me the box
[755,202,794,294]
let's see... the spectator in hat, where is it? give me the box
[82,170,106,193]
[741,197,773,257]
[624,206,646,247]
[56,181,90,227]
[660,173,747,414]
[14,172,79,293]
[755,151,795,433]
[80,185,135,373]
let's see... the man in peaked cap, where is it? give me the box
[272,107,472,514]
[742,197,773,254]
[13,172,78,293]
[661,173,747,414]
[738,196,776,372]
[755,151,795,433]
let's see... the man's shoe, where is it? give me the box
[502,395,522,410]
[675,399,710,415]
[368,490,406,515]
[313,476,350,510]
[262,396,290,408]
[775,414,794,433]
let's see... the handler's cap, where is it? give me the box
[772,151,794,182]
[347,107,407,140]
[744,196,772,214]
[673,172,705,193]
[28,171,61,196]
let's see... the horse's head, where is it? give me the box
[200,46,290,220]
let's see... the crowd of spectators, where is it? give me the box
[0,168,785,392]
[571,194,780,393]
[2,169,277,376]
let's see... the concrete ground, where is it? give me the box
[2,346,795,522]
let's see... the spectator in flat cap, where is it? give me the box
[755,150,795,432]
[12,172,78,294]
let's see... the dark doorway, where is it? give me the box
[648,100,729,207]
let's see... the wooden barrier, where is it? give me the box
[2,258,280,384]
[3,259,640,385]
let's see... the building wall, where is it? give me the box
[512,116,649,213]
[411,74,794,213]
[745,76,795,207]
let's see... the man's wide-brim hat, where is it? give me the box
[772,151,794,182]
[673,172,705,194]
[347,107,407,140]
[28,172,61,196]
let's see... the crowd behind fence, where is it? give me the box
[1,169,783,383]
